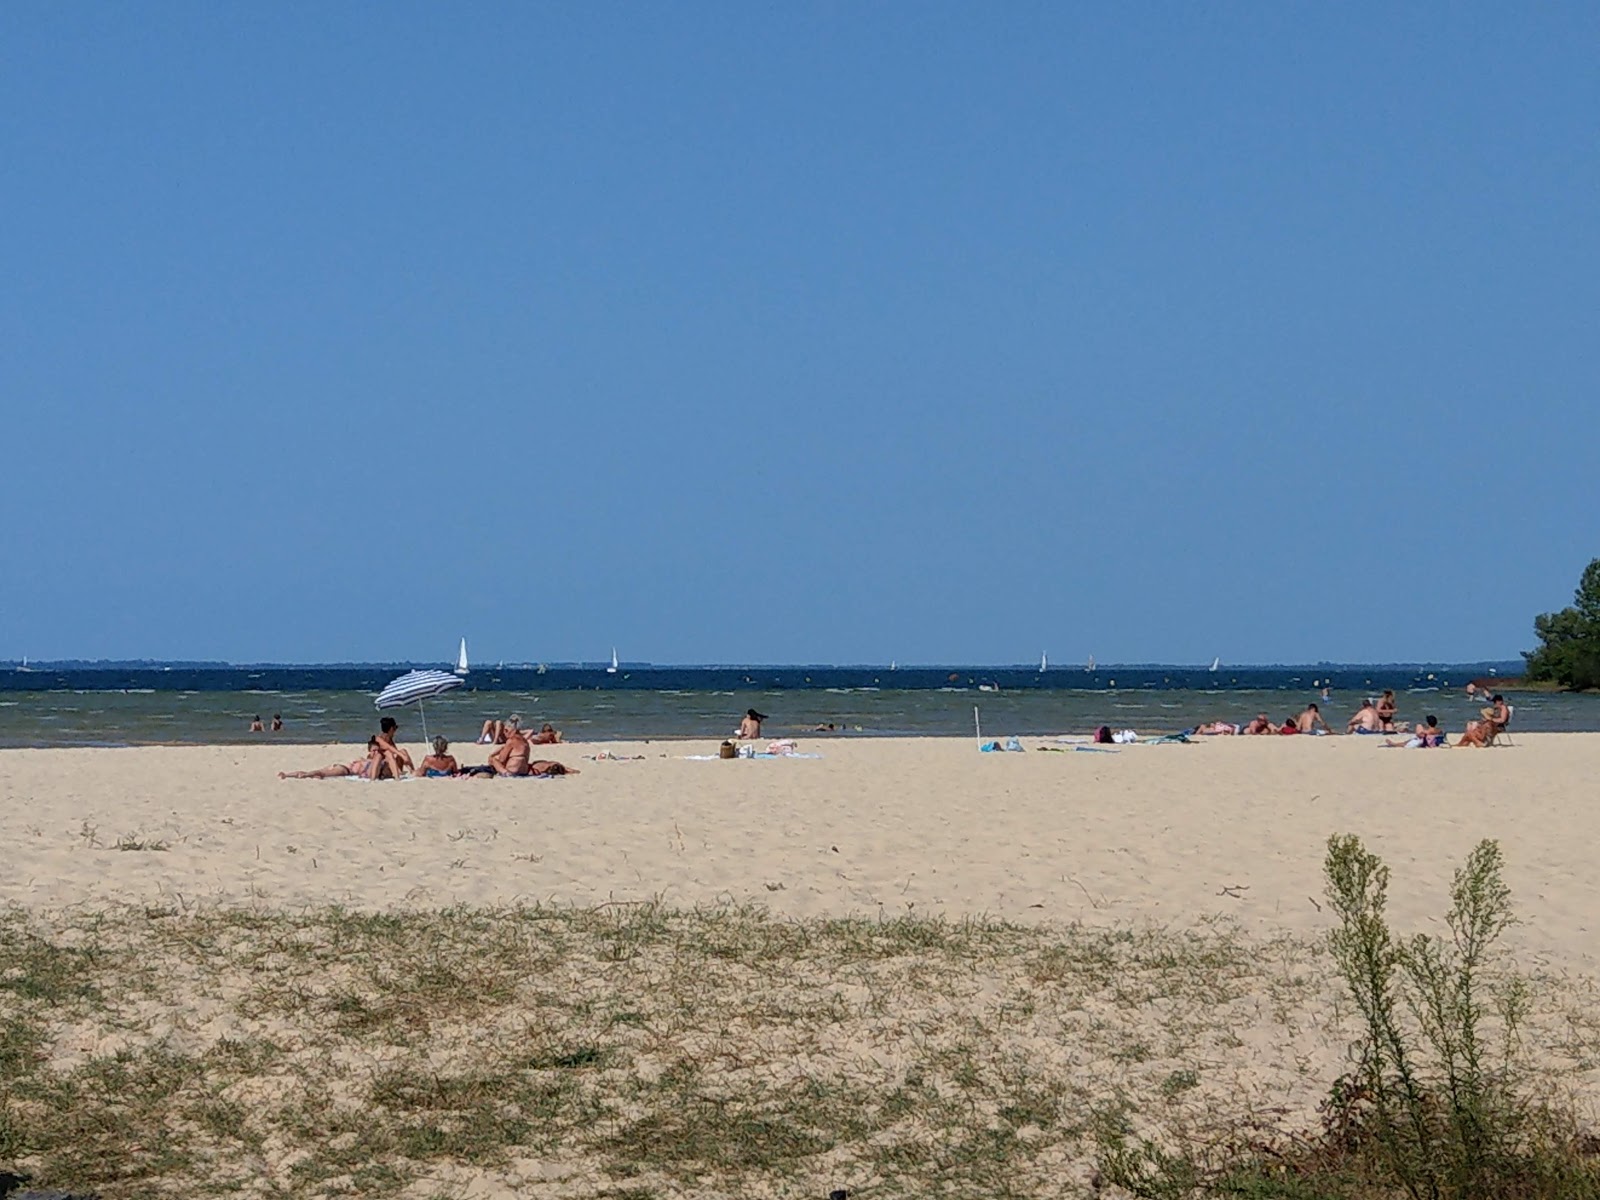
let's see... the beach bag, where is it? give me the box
[719,741,737,759]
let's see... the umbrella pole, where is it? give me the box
[418,699,429,746]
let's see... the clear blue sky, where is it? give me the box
[3,3,1595,666]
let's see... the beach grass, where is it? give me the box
[1,902,1597,1199]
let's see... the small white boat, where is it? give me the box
[454,637,470,676]
[1039,652,1048,673]
[889,660,897,671]
[1085,655,1096,673]
[607,647,619,674]
[1209,656,1220,672]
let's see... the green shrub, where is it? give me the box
[1100,835,1600,1199]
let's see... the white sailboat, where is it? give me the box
[889,660,897,671]
[607,647,619,674]
[1085,655,1096,672]
[454,637,470,676]
[1209,656,1220,672]
[1039,652,1048,673]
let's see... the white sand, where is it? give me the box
[2,733,1595,975]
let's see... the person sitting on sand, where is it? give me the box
[372,716,415,779]
[737,709,767,739]
[1242,713,1274,735]
[1296,704,1330,734]
[1192,720,1239,735]
[1347,699,1383,734]
[1376,690,1399,731]
[489,724,532,775]
[528,722,563,745]
[1388,715,1447,748]
[418,736,459,777]
[478,714,521,744]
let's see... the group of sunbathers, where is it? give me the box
[1184,690,1510,747]
[280,715,578,780]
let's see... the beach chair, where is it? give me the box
[1487,704,1516,747]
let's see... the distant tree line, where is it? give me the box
[1523,558,1600,690]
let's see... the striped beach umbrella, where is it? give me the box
[374,669,463,742]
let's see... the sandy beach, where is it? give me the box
[3,733,1597,972]
[4,734,1600,1197]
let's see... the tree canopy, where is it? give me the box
[1523,558,1600,690]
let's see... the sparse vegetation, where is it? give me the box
[0,858,1595,1199]
[1098,835,1600,1199]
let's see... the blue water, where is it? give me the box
[2,662,1589,747]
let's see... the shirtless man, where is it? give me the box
[1242,713,1274,735]
[372,716,415,779]
[528,722,563,745]
[489,725,532,776]
[1347,699,1383,734]
[1296,704,1331,734]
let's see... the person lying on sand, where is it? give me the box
[529,760,578,776]
[418,736,459,777]
[1192,721,1239,735]
[280,758,368,780]
[280,738,381,779]
[528,722,563,745]
[1387,715,1447,748]
[1242,713,1274,735]
[1296,704,1330,734]
[478,715,521,744]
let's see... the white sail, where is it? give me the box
[889,660,897,671]
[607,647,619,674]
[1039,652,1048,673]
[1086,655,1096,672]
[455,637,470,675]
[1209,656,1220,672]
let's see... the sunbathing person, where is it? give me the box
[478,714,521,744]
[418,736,459,777]
[1242,713,1274,735]
[372,716,415,778]
[1192,720,1239,735]
[528,722,563,745]
[529,760,579,777]
[1388,715,1447,748]
[281,738,380,779]
[489,726,532,776]
[1347,699,1383,734]
[1295,704,1330,734]
[280,757,369,780]
[737,708,767,739]
[1459,695,1510,747]
[1376,690,1399,731]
